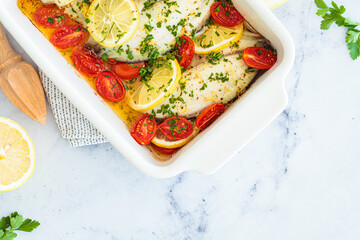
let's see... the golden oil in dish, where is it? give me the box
[17,0,142,129]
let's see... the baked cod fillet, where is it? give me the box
[100,0,215,62]
[145,55,258,118]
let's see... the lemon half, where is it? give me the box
[87,0,140,48]
[194,22,244,54]
[0,117,36,192]
[128,59,181,111]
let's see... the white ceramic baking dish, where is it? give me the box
[0,0,295,178]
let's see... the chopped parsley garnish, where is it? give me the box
[101,53,108,61]
[245,68,257,73]
[143,0,158,10]
[126,45,134,60]
[157,104,175,117]
[208,72,230,82]
[207,51,224,65]
[200,82,208,90]
[55,15,65,22]
[144,23,154,32]
[189,90,194,97]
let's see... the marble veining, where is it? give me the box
[1,0,360,239]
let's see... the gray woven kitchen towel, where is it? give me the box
[39,69,108,147]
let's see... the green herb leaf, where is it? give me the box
[16,219,40,233]
[10,216,22,230]
[1,231,17,240]
[0,213,39,239]
[315,0,360,60]
[315,0,328,11]
[348,41,360,60]
[101,53,108,61]
[0,217,10,231]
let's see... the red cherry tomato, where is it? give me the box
[112,62,146,80]
[131,114,157,145]
[174,36,195,69]
[50,25,86,49]
[243,47,277,69]
[34,5,69,28]
[196,103,225,131]
[158,117,193,140]
[107,58,117,64]
[96,71,126,102]
[151,143,180,155]
[71,46,105,77]
[210,1,244,27]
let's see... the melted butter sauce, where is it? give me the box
[17,0,142,129]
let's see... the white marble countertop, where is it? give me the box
[1,0,360,239]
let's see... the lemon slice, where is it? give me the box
[87,0,140,48]
[152,120,199,149]
[128,59,181,111]
[194,22,244,54]
[0,117,36,193]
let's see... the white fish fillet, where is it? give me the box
[63,0,88,25]
[46,0,214,62]
[190,31,266,68]
[144,55,258,118]
[41,0,74,7]
[101,0,215,62]
[41,0,56,4]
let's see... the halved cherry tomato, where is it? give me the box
[107,58,117,64]
[96,71,126,102]
[112,62,146,80]
[50,25,86,49]
[131,114,157,145]
[71,46,105,77]
[243,47,277,69]
[174,36,195,69]
[34,5,69,28]
[151,143,180,155]
[210,1,244,27]
[158,117,193,140]
[196,103,225,131]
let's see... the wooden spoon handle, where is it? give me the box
[0,24,22,73]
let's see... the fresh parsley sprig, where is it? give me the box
[315,0,360,60]
[0,212,40,240]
